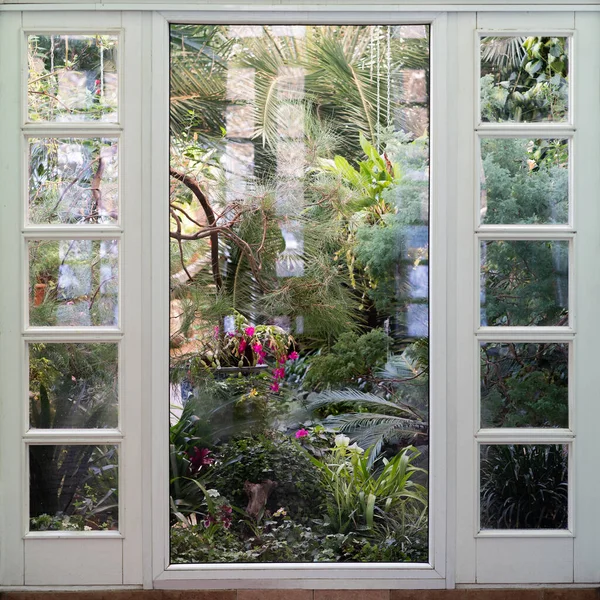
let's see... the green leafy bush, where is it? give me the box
[304,329,391,389]
[212,434,324,521]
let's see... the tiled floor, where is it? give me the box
[1,589,600,600]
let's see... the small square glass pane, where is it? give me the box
[29,444,118,531]
[29,138,118,225]
[29,343,118,429]
[480,240,568,327]
[480,36,568,123]
[28,34,118,122]
[29,239,119,327]
[480,444,568,530]
[480,342,568,428]
[480,138,568,225]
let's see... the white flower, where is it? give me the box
[84,526,92,531]
[206,488,220,498]
[348,442,364,454]
[334,434,350,448]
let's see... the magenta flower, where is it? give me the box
[188,447,214,474]
[252,342,263,353]
[273,367,285,380]
[295,429,309,439]
[288,351,299,361]
[238,338,247,353]
[202,515,215,529]
[257,351,267,365]
[213,326,220,338]
[244,326,255,336]
[277,355,287,364]
[270,382,280,393]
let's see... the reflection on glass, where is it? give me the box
[29,239,119,327]
[28,35,118,122]
[29,343,118,429]
[480,138,568,225]
[480,444,568,530]
[169,24,430,564]
[480,36,568,123]
[480,342,568,428]
[29,138,118,224]
[480,240,568,327]
[29,445,118,531]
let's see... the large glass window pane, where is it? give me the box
[480,240,568,327]
[480,36,569,123]
[28,34,118,123]
[480,138,568,225]
[29,444,119,532]
[480,342,568,428]
[169,24,430,564]
[480,444,568,530]
[29,138,119,225]
[29,343,118,429]
[29,239,119,327]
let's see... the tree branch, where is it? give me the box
[169,167,222,290]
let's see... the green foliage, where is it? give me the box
[304,329,391,389]
[308,437,427,535]
[29,343,117,429]
[167,24,431,564]
[320,133,400,211]
[481,137,568,225]
[308,387,428,464]
[28,35,117,122]
[29,445,118,531]
[481,239,568,327]
[481,36,568,123]
[480,445,568,529]
[481,343,568,428]
[354,214,406,313]
[170,515,427,563]
[212,434,324,521]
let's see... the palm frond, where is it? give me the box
[308,388,408,413]
[481,36,527,70]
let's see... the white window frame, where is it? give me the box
[0,10,146,587]
[0,2,599,592]
[149,9,449,590]
[454,10,600,586]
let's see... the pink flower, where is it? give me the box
[277,355,286,364]
[244,326,255,337]
[295,429,309,439]
[252,343,263,353]
[288,351,299,361]
[213,326,220,338]
[187,447,214,474]
[270,382,280,393]
[238,338,247,353]
[257,351,267,365]
[273,367,285,380]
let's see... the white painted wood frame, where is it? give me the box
[454,10,600,586]
[0,2,599,591]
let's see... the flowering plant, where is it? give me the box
[211,313,299,393]
[306,441,427,534]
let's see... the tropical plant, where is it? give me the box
[29,444,118,531]
[308,435,427,534]
[480,444,568,530]
[481,36,568,123]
